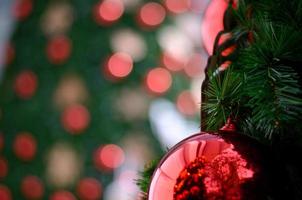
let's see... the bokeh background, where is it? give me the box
[0,0,227,199]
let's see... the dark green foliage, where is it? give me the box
[203,0,302,141]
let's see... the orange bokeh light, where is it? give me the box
[95,0,124,25]
[107,52,133,78]
[146,68,172,94]
[138,2,166,28]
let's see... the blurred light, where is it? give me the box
[107,52,133,78]
[77,178,102,200]
[176,90,198,116]
[47,143,82,188]
[21,176,44,199]
[50,190,76,200]
[4,43,15,66]
[149,99,200,148]
[110,29,147,61]
[61,104,90,134]
[46,35,71,64]
[54,74,89,109]
[0,185,11,200]
[13,132,37,161]
[190,78,204,106]
[94,144,125,170]
[189,0,208,13]
[138,2,166,28]
[0,132,4,151]
[158,26,193,61]
[123,0,141,11]
[184,53,205,78]
[146,68,172,95]
[13,0,33,21]
[14,70,38,99]
[95,0,124,25]
[201,0,228,54]
[161,52,185,72]
[41,2,74,36]
[115,88,149,121]
[164,0,191,14]
[0,157,8,178]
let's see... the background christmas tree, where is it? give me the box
[0,0,217,199]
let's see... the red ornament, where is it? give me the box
[46,36,71,64]
[77,178,102,200]
[13,132,37,161]
[13,0,33,21]
[50,191,76,200]
[0,185,12,200]
[14,70,38,99]
[21,176,44,199]
[148,132,278,200]
[0,157,8,178]
[137,2,166,29]
[94,144,125,171]
[61,104,90,134]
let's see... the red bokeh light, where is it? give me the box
[13,133,37,161]
[201,0,228,54]
[94,144,125,171]
[21,176,44,199]
[13,0,33,21]
[176,91,198,116]
[107,52,133,78]
[146,67,172,94]
[77,178,102,200]
[0,157,8,179]
[184,54,204,78]
[164,0,191,14]
[161,52,185,72]
[14,70,38,99]
[61,104,90,134]
[94,0,124,25]
[50,191,76,200]
[46,36,71,64]
[4,44,15,66]
[0,133,4,152]
[0,185,11,200]
[138,2,166,28]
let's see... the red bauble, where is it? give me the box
[0,185,12,200]
[46,36,71,64]
[13,133,37,161]
[50,191,76,200]
[76,178,102,200]
[21,176,44,199]
[14,70,38,99]
[61,104,90,134]
[148,132,280,200]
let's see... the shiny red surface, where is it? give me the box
[148,133,255,200]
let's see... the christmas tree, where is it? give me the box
[0,0,206,199]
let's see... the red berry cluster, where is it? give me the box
[173,157,207,200]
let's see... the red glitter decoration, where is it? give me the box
[13,0,33,21]
[21,176,44,199]
[14,70,38,99]
[61,104,90,134]
[13,133,37,161]
[0,157,8,179]
[50,191,76,200]
[46,36,71,64]
[77,178,102,200]
[0,185,12,200]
